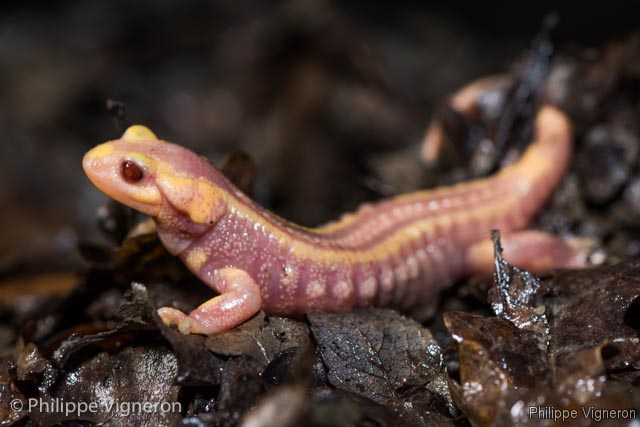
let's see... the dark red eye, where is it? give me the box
[120,160,144,183]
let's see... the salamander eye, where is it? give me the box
[120,160,144,183]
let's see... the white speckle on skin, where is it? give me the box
[516,178,531,197]
[333,280,354,303]
[380,213,391,227]
[405,204,415,216]
[280,264,297,288]
[358,276,377,301]
[380,267,394,293]
[306,280,326,300]
[406,255,419,279]
[394,262,408,283]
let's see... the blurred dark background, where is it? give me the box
[0,0,638,276]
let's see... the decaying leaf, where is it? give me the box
[446,235,640,426]
[28,346,179,425]
[544,259,640,371]
[205,311,310,368]
[3,22,640,427]
[308,309,456,426]
[488,230,549,347]
[444,312,548,389]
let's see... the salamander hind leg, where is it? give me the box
[463,230,595,276]
[157,267,263,335]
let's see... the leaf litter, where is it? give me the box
[2,23,640,427]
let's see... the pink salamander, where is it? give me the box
[83,105,585,335]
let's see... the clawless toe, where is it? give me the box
[157,268,263,335]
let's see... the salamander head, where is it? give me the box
[83,125,229,232]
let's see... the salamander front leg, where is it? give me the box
[157,267,263,335]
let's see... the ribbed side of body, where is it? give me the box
[176,107,571,315]
[182,171,560,315]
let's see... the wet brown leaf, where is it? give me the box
[0,361,26,427]
[447,235,640,426]
[19,345,180,426]
[308,309,456,426]
[206,312,310,367]
[444,312,548,389]
[488,230,549,344]
[120,282,225,386]
[544,259,640,371]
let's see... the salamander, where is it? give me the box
[83,105,586,335]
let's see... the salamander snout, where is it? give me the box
[83,125,163,217]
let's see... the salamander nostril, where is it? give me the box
[120,160,144,183]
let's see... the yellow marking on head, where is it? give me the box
[119,151,161,205]
[122,125,159,141]
[155,164,227,225]
[124,151,157,170]
[85,143,114,160]
[189,181,225,224]
[131,186,162,204]
[124,152,159,203]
